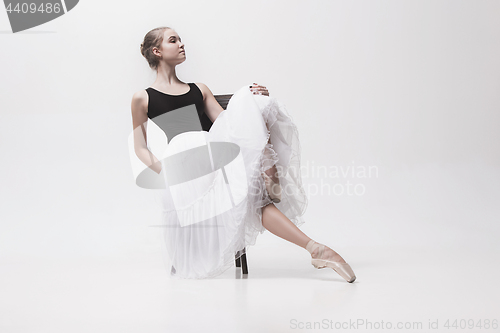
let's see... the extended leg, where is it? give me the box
[261,132,303,246]
[261,203,347,264]
[261,203,311,249]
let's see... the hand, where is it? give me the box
[249,82,270,96]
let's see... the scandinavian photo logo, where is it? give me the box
[3,0,79,33]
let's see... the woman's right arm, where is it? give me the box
[131,90,162,174]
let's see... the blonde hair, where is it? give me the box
[140,26,171,71]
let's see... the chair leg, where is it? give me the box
[235,251,241,267]
[235,248,248,274]
[241,248,248,274]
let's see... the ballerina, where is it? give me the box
[130,26,356,282]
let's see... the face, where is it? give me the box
[155,29,186,66]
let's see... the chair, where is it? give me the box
[214,94,233,110]
[211,94,249,275]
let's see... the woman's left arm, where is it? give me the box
[196,82,270,122]
[196,82,225,123]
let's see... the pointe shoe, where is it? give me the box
[306,239,356,283]
[262,172,281,203]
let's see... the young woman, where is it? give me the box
[131,26,356,282]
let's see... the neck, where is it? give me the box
[154,63,180,86]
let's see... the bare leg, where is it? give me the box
[261,203,311,249]
[261,203,347,263]
[261,114,348,266]
[261,135,309,248]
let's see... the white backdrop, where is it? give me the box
[1,0,499,331]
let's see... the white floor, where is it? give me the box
[1,162,499,332]
[1,238,498,333]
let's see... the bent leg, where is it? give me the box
[263,136,279,184]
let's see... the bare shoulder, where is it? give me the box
[194,82,213,101]
[132,89,148,103]
[131,89,149,115]
[131,89,148,105]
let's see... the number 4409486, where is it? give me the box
[444,319,498,330]
[6,2,62,14]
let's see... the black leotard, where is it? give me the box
[146,83,213,143]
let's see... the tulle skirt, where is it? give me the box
[155,84,308,279]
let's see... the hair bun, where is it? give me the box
[141,26,171,71]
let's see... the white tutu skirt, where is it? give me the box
[155,84,308,279]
